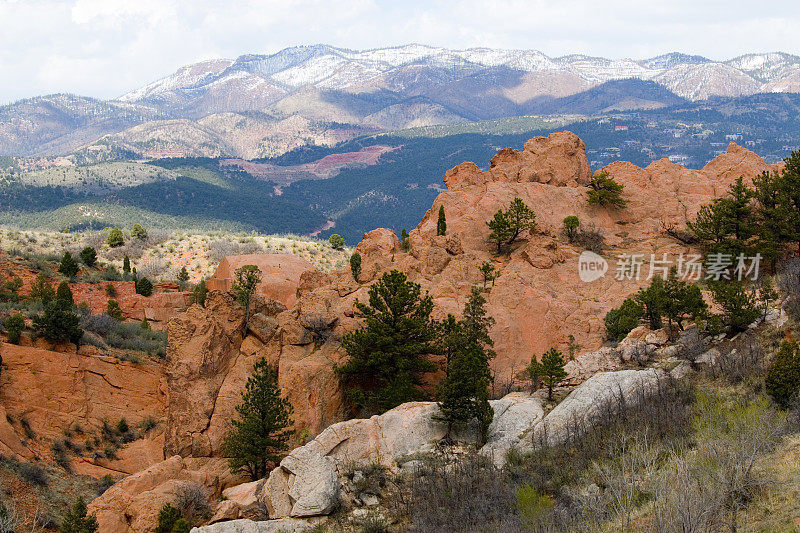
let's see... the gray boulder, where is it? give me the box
[191,518,311,532]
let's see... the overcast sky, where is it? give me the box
[1,0,799,105]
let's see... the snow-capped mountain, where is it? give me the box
[118,44,800,107]
[3,45,800,158]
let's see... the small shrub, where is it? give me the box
[604,297,643,341]
[174,481,211,522]
[328,234,345,250]
[116,418,129,434]
[766,340,800,409]
[18,462,48,486]
[4,313,24,344]
[131,223,148,240]
[106,300,123,321]
[96,474,115,495]
[105,283,117,298]
[156,504,180,533]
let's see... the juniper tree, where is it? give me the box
[709,280,762,334]
[232,265,261,338]
[4,313,24,344]
[177,266,190,287]
[107,227,124,248]
[33,299,82,345]
[328,234,345,250]
[131,223,148,240]
[604,297,644,341]
[106,300,123,320]
[689,177,757,258]
[56,281,74,306]
[59,251,79,278]
[122,255,131,276]
[563,215,580,243]
[400,229,410,252]
[59,497,98,533]
[338,270,438,413]
[436,287,496,442]
[349,252,361,281]
[437,205,447,236]
[30,273,55,304]
[135,277,154,297]
[479,260,497,289]
[79,246,97,268]
[222,358,293,480]
[765,340,800,409]
[587,171,627,209]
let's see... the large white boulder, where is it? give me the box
[265,447,341,518]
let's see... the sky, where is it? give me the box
[1,0,799,105]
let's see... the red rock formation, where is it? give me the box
[207,254,314,308]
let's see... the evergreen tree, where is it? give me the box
[106,300,123,320]
[487,197,537,254]
[122,255,131,276]
[328,234,345,250]
[34,299,82,345]
[107,227,125,248]
[779,149,800,251]
[131,223,148,240]
[79,246,97,268]
[156,504,180,533]
[479,260,497,289]
[709,280,762,334]
[56,281,74,306]
[635,275,667,330]
[662,267,707,334]
[30,273,56,304]
[338,270,438,413]
[400,228,410,252]
[59,497,98,533]
[135,277,154,297]
[604,297,644,341]
[191,278,208,307]
[765,340,800,409]
[587,171,627,209]
[222,358,293,480]
[437,205,447,236]
[350,252,362,281]
[172,519,191,533]
[436,287,495,442]
[689,177,757,257]
[141,318,151,330]
[177,266,190,287]
[752,170,791,265]
[529,348,567,401]
[232,265,261,337]
[4,313,24,344]
[59,251,79,278]
[563,215,580,243]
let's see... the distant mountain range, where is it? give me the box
[1,45,799,160]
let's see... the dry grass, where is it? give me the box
[0,227,351,283]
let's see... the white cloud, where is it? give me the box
[0,0,798,104]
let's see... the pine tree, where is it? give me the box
[529,348,567,401]
[328,234,345,250]
[779,149,800,251]
[752,170,791,265]
[689,177,757,257]
[350,252,361,282]
[400,229,410,252]
[191,278,208,307]
[604,297,644,341]
[135,277,154,297]
[487,197,537,254]
[563,216,580,243]
[30,273,56,304]
[79,246,97,268]
[662,267,707,334]
[223,358,293,480]
[709,280,762,334]
[635,275,667,330]
[437,205,447,236]
[765,340,800,409]
[436,287,496,442]
[232,265,261,337]
[33,299,82,345]
[106,300,123,320]
[338,270,438,413]
[56,281,74,306]
[59,251,79,278]
[131,223,148,240]
[479,260,497,289]
[177,266,190,287]
[4,313,24,344]
[59,497,98,533]
[587,171,627,209]
[156,504,180,533]
[107,227,125,248]
[122,255,131,276]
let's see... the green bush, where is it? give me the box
[58,251,79,278]
[131,223,148,240]
[328,234,345,250]
[765,340,800,409]
[107,227,125,248]
[604,297,644,341]
[4,313,25,344]
[135,277,154,297]
[79,247,97,267]
[562,216,580,243]
[106,300,123,321]
[587,171,627,209]
[350,252,362,281]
